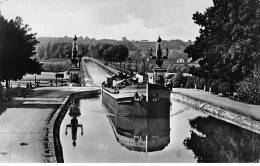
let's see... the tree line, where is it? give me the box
[36,36,191,62]
[184,0,260,102]
[37,42,89,60]
[89,43,129,62]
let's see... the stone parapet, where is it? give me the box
[47,89,101,163]
[172,93,260,134]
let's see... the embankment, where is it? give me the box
[172,93,260,134]
[48,89,100,163]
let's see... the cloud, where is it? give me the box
[92,2,129,25]
[0,0,213,41]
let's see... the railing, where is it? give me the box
[98,59,132,76]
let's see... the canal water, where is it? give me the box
[60,60,260,163]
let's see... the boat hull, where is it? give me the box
[106,115,170,152]
[102,83,170,118]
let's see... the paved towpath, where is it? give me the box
[0,83,98,162]
[172,88,260,121]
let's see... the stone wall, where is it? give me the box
[47,89,101,163]
[172,93,260,135]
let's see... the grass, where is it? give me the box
[42,60,71,72]
[39,58,69,62]
[9,72,69,88]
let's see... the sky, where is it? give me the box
[0,0,213,41]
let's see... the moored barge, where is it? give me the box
[102,37,172,118]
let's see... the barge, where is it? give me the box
[102,37,172,118]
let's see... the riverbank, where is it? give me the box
[172,88,260,134]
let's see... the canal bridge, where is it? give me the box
[55,57,260,163]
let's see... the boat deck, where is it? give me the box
[102,84,146,100]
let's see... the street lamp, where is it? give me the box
[149,36,169,84]
[150,36,169,68]
[66,35,82,67]
[66,35,83,85]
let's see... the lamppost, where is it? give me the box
[149,36,169,84]
[66,35,83,68]
[149,36,169,68]
[66,35,83,84]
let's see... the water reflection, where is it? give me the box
[65,98,84,148]
[184,116,260,163]
[107,115,170,154]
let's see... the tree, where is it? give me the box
[97,43,112,59]
[184,0,260,95]
[0,13,41,89]
[36,46,46,59]
[88,45,98,58]
[113,45,129,61]
[103,46,114,62]
[50,42,60,58]
[102,44,129,62]
[45,42,52,59]
[83,44,89,57]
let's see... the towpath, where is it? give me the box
[172,88,260,121]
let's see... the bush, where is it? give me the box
[193,76,206,89]
[209,79,229,95]
[166,74,175,80]
[237,68,260,104]
[172,73,187,88]
[42,61,70,72]
[10,87,28,97]
[185,76,229,94]
[1,88,13,102]
[185,76,197,88]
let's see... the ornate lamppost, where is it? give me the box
[149,36,169,68]
[149,36,169,84]
[67,35,83,67]
[66,35,84,85]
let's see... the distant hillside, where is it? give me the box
[36,36,193,62]
[134,39,192,50]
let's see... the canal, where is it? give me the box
[60,60,260,163]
